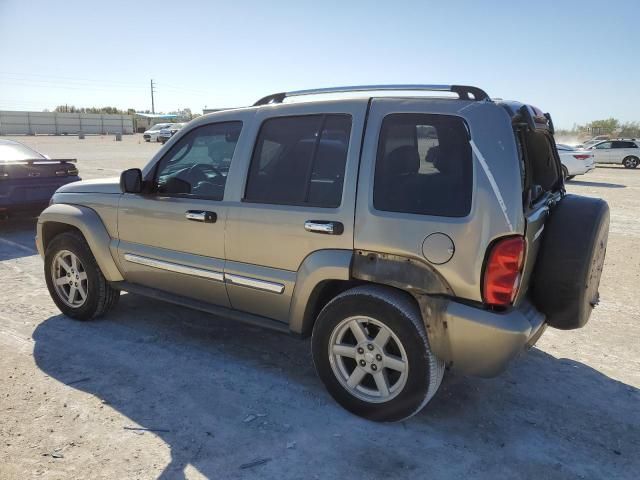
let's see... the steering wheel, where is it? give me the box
[186,163,224,183]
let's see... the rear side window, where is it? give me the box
[244,114,351,207]
[374,114,472,217]
[612,141,638,148]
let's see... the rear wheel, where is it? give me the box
[622,156,639,169]
[312,285,444,422]
[45,231,120,320]
[562,165,570,180]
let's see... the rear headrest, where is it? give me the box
[386,145,420,175]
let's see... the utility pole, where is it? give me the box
[150,79,156,114]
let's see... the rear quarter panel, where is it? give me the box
[355,99,524,302]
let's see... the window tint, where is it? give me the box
[612,141,638,149]
[374,113,472,217]
[595,142,611,149]
[153,121,242,200]
[245,114,351,207]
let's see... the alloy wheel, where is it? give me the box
[328,316,409,403]
[51,250,88,308]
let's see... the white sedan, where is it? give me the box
[556,144,595,180]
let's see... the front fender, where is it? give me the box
[37,204,124,282]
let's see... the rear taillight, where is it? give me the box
[482,236,526,307]
[573,154,592,160]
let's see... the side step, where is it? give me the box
[110,281,291,334]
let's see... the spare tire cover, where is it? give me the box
[531,194,609,330]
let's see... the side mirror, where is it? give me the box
[120,168,142,193]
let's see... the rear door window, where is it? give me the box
[373,113,472,217]
[612,141,638,149]
[244,114,352,208]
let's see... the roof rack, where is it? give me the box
[253,84,490,106]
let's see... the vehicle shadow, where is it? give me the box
[568,179,626,188]
[32,293,639,479]
[595,165,639,171]
[0,215,39,261]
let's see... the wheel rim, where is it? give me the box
[328,316,409,403]
[51,250,88,308]
[624,158,632,167]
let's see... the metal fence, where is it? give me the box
[0,111,134,135]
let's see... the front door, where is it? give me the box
[592,141,613,163]
[223,101,367,322]
[117,120,245,306]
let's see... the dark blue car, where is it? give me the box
[0,139,80,218]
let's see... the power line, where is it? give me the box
[0,71,147,88]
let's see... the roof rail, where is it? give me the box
[253,84,490,106]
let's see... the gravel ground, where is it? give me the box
[0,136,639,479]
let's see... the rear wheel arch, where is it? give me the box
[299,279,365,337]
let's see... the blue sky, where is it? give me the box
[1,0,638,128]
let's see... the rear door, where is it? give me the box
[223,101,366,322]
[117,116,249,306]
[514,125,563,301]
[612,140,640,163]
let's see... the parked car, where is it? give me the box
[556,143,595,180]
[587,139,640,168]
[143,123,173,142]
[37,85,609,422]
[0,139,80,218]
[575,135,610,149]
[158,123,186,144]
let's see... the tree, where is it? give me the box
[585,118,620,135]
[618,121,640,138]
[53,105,136,115]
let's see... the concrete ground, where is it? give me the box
[0,135,638,479]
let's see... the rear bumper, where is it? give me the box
[441,298,546,377]
[0,177,80,210]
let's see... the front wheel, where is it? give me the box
[622,156,639,169]
[45,231,120,320]
[312,285,444,422]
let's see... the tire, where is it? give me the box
[532,194,609,330]
[566,175,575,181]
[562,165,569,180]
[311,285,445,422]
[44,231,120,321]
[622,156,639,169]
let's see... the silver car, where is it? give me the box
[37,85,609,421]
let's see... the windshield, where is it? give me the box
[148,124,169,131]
[0,141,45,161]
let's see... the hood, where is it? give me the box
[56,177,121,194]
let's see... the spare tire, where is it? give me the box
[531,194,609,330]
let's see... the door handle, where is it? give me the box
[304,220,344,235]
[185,210,217,223]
